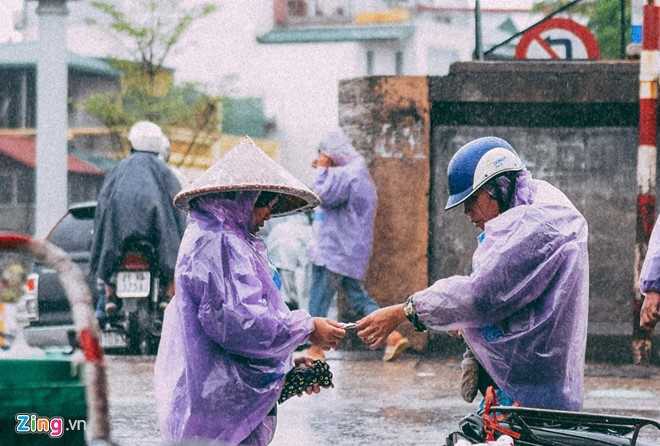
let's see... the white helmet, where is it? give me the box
[159,134,171,162]
[128,121,165,154]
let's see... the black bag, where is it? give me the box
[278,360,333,404]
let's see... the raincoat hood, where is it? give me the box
[191,192,257,234]
[174,137,319,216]
[412,177,589,411]
[319,128,360,166]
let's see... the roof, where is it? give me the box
[0,41,120,78]
[257,24,415,44]
[0,135,104,176]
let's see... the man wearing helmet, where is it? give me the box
[356,137,589,411]
[90,121,186,322]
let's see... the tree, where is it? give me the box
[82,0,220,163]
[533,0,630,60]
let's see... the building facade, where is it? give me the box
[17,0,537,183]
[0,41,119,233]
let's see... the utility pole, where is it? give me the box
[31,0,72,237]
[633,0,659,366]
[474,0,483,60]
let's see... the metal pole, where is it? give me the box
[633,0,659,366]
[622,0,628,59]
[474,0,483,60]
[34,0,69,237]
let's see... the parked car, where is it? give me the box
[23,202,125,350]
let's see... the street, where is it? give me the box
[105,351,660,446]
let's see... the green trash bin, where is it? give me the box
[0,357,87,446]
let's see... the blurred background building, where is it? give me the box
[0,0,539,189]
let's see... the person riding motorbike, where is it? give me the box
[356,137,589,411]
[90,121,185,325]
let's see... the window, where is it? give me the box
[366,50,374,75]
[0,174,12,204]
[16,172,34,204]
[0,70,35,129]
[288,0,308,17]
[395,51,403,75]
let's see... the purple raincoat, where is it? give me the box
[308,129,377,281]
[412,173,589,410]
[640,217,660,294]
[155,192,314,445]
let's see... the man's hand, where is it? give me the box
[641,291,660,330]
[310,318,345,350]
[294,356,321,395]
[356,304,406,349]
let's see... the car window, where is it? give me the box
[47,206,95,253]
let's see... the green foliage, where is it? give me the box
[82,0,219,157]
[87,0,217,80]
[84,80,218,130]
[533,0,630,59]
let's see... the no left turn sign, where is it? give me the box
[515,18,600,60]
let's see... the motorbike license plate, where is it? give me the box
[100,330,126,349]
[116,271,151,298]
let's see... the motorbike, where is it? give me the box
[105,239,166,355]
[446,389,660,446]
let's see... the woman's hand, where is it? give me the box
[310,318,345,350]
[294,356,321,395]
[357,304,406,349]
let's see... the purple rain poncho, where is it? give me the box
[308,129,377,281]
[412,173,589,411]
[640,217,660,294]
[154,192,314,445]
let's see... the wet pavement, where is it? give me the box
[105,351,660,445]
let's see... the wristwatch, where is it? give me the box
[403,296,427,332]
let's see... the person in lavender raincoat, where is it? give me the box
[306,128,410,362]
[639,220,660,331]
[154,138,346,445]
[357,137,589,411]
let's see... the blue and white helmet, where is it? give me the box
[445,136,524,210]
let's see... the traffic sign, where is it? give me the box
[515,18,600,60]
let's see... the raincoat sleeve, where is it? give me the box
[640,218,660,293]
[184,239,314,360]
[413,206,582,330]
[313,166,353,208]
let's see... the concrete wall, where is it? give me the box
[428,61,646,337]
[337,62,660,360]
[338,76,430,350]
[430,125,638,333]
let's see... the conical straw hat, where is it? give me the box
[174,137,320,216]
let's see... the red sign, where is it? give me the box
[515,18,600,60]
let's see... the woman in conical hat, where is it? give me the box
[154,138,346,445]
